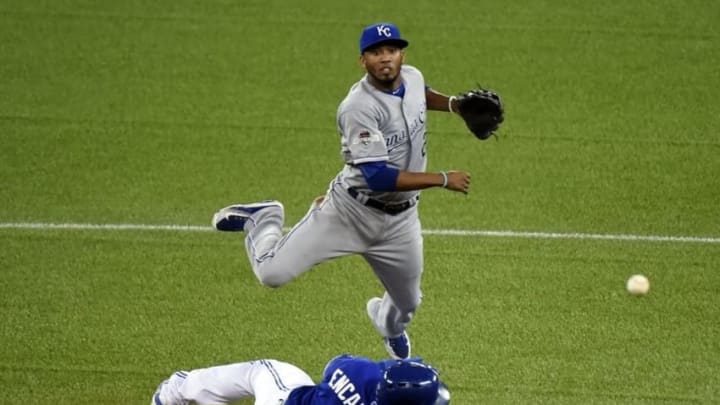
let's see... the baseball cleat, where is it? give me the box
[384,331,411,360]
[367,297,412,360]
[212,201,283,232]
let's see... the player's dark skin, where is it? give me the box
[359,43,471,194]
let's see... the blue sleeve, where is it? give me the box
[359,162,399,192]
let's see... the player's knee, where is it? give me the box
[255,271,293,288]
[252,261,304,288]
[412,295,422,310]
[259,279,284,288]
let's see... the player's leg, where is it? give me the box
[152,359,313,405]
[212,200,306,286]
[246,187,378,287]
[364,211,423,359]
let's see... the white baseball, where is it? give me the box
[626,274,650,296]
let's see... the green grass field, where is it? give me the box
[1,0,719,404]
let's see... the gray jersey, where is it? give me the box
[335,65,427,203]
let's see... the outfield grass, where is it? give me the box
[1,0,719,404]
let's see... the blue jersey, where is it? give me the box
[285,355,383,405]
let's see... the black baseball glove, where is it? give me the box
[455,89,504,140]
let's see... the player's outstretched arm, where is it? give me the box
[395,170,470,194]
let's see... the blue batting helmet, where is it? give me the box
[376,361,450,405]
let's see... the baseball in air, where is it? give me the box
[626,274,650,296]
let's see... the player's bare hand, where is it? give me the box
[446,170,471,194]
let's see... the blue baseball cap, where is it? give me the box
[359,22,409,53]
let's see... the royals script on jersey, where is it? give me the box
[336,65,428,203]
[285,355,382,405]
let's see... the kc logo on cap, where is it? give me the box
[359,22,409,53]
[376,24,392,37]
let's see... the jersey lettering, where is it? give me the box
[385,132,407,149]
[329,369,364,405]
[343,394,362,405]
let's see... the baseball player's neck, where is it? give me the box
[367,73,402,93]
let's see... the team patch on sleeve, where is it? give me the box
[348,129,386,163]
[352,130,382,146]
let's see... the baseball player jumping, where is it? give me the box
[212,22,502,360]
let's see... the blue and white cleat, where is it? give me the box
[212,201,283,232]
[367,297,412,360]
[384,331,411,360]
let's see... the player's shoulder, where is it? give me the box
[341,80,363,99]
[401,64,425,84]
[337,80,374,115]
[322,354,375,371]
[322,354,354,376]
[401,64,422,75]
[321,354,381,381]
[400,65,424,80]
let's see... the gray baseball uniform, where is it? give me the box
[242,65,428,339]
